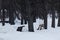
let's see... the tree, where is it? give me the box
[16,0,34,32]
[55,0,60,26]
[8,0,16,25]
[46,0,56,28]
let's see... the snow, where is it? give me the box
[0,14,60,40]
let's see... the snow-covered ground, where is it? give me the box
[0,14,60,40]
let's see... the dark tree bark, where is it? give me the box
[8,0,15,25]
[1,0,6,26]
[27,0,34,32]
[47,0,56,28]
[21,15,27,25]
[2,9,5,26]
[24,18,27,24]
[44,12,47,29]
[33,16,36,22]
[58,13,60,26]
[58,17,60,26]
[0,0,2,10]
[15,0,34,32]
[9,6,15,25]
[21,19,27,25]
[55,0,60,27]
[28,16,34,32]
[21,18,23,25]
[52,10,55,28]
[9,10,15,25]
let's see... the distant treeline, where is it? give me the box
[0,0,60,32]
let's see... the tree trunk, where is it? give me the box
[9,9,15,25]
[0,0,2,10]
[2,9,5,26]
[26,0,34,32]
[24,19,27,24]
[44,14,47,29]
[21,17,23,25]
[58,13,60,26]
[52,10,55,28]
[33,16,36,22]
[28,16,34,32]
